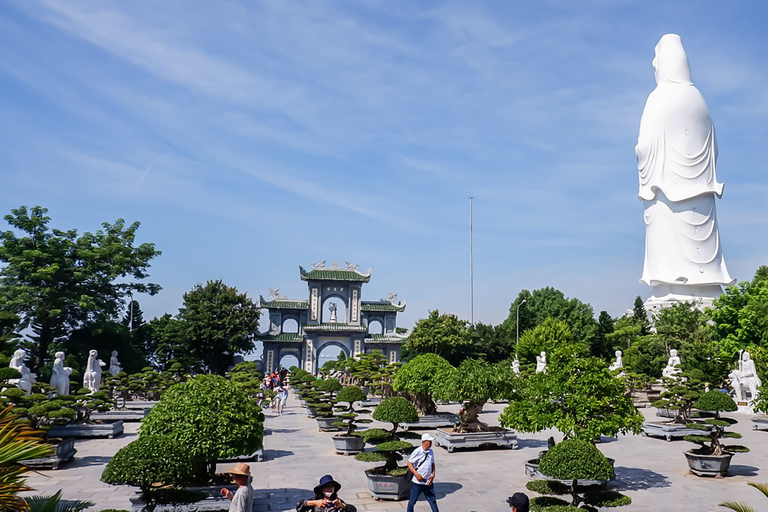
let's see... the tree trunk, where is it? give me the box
[414,393,437,416]
[456,402,489,433]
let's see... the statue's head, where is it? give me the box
[653,34,692,86]
[13,349,26,360]
[112,350,118,356]
[55,351,65,360]
[743,351,750,361]
[540,351,546,357]
[670,349,678,357]
[89,349,98,358]
[616,350,622,357]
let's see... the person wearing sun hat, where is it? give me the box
[221,462,253,512]
[296,474,357,511]
[507,492,529,512]
[406,433,439,512]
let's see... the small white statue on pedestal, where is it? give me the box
[9,349,36,396]
[511,358,520,375]
[609,350,624,373]
[662,349,682,378]
[729,351,762,403]
[328,302,338,323]
[535,352,547,374]
[51,351,73,396]
[109,350,123,377]
[83,349,106,394]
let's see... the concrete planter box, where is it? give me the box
[123,400,158,409]
[219,449,264,463]
[130,485,238,512]
[751,416,768,431]
[364,469,412,500]
[306,406,318,417]
[316,416,341,432]
[524,457,615,485]
[684,450,733,477]
[360,397,383,408]
[91,409,150,422]
[48,420,124,439]
[656,409,714,419]
[332,434,365,455]
[433,427,517,453]
[20,438,77,470]
[642,421,709,442]
[402,413,459,431]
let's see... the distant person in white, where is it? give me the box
[407,433,439,512]
[221,463,253,512]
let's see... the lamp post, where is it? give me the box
[516,299,527,346]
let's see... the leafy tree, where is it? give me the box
[621,334,666,379]
[500,342,643,441]
[140,375,264,483]
[176,280,260,374]
[62,320,148,375]
[632,295,650,336]
[147,314,195,371]
[467,322,511,363]
[538,438,615,508]
[593,310,615,360]
[0,206,161,369]
[392,353,453,415]
[503,287,598,350]
[433,359,515,432]
[403,310,472,366]
[515,317,577,365]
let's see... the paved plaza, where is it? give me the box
[22,392,768,511]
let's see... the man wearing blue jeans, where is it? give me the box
[406,433,439,512]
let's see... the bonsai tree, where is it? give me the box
[500,342,643,441]
[1,382,76,434]
[101,435,203,512]
[432,358,514,432]
[684,390,748,458]
[652,372,705,423]
[392,354,453,415]
[227,361,264,404]
[355,396,417,476]
[333,385,371,436]
[350,351,389,394]
[140,374,264,483]
[528,438,632,510]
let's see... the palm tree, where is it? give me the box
[720,482,768,512]
[0,405,55,511]
[24,490,94,512]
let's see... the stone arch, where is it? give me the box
[368,319,384,334]
[282,316,299,333]
[321,295,348,323]
[315,340,352,371]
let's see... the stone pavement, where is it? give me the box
[21,391,768,511]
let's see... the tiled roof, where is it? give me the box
[259,296,308,310]
[299,265,371,283]
[365,333,408,344]
[361,301,406,312]
[257,333,304,342]
[303,323,367,333]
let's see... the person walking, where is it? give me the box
[276,384,288,415]
[221,463,254,512]
[406,433,439,512]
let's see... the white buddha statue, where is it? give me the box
[729,351,762,402]
[662,349,682,378]
[636,34,734,307]
[609,350,624,372]
[9,349,36,396]
[535,352,547,374]
[50,351,73,396]
[109,350,123,377]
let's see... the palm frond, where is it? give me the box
[26,489,94,512]
[746,482,768,499]
[719,499,756,512]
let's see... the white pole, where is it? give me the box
[469,196,474,325]
[516,299,527,346]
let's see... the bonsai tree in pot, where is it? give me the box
[101,435,203,512]
[331,385,371,454]
[529,438,630,510]
[433,358,514,433]
[140,374,264,484]
[683,390,748,476]
[652,372,705,423]
[314,378,343,431]
[355,396,418,488]
[392,354,453,415]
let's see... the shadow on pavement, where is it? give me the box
[65,455,114,468]
[516,438,548,450]
[434,482,463,498]
[269,428,300,434]
[611,466,671,490]
[261,449,294,460]
[254,487,313,506]
[727,464,759,477]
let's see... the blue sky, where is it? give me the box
[1,1,767,333]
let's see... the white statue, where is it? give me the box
[328,302,337,323]
[535,352,547,374]
[109,350,123,377]
[662,349,682,378]
[636,34,734,308]
[8,349,36,396]
[50,351,73,396]
[83,349,106,394]
[609,350,624,374]
[729,351,762,402]
[511,358,520,375]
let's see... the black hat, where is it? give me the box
[314,475,341,495]
[507,492,529,512]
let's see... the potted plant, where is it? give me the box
[644,372,709,441]
[354,396,418,500]
[683,390,748,476]
[527,438,630,510]
[392,354,458,429]
[331,385,371,454]
[315,378,342,431]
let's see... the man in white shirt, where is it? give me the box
[406,433,439,512]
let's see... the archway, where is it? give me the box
[279,353,299,370]
[316,341,350,373]
[282,318,299,333]
[321,296,347,323]
[368,319,384,334]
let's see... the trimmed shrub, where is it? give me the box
[539,439,613,482]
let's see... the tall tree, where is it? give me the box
[467,322,511,363]
[402,310,473,366]
[632,295,650,335]
[0,206,161,369]
[177,280,260,374]
[502,287,598,349]
[593,310,616,360]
